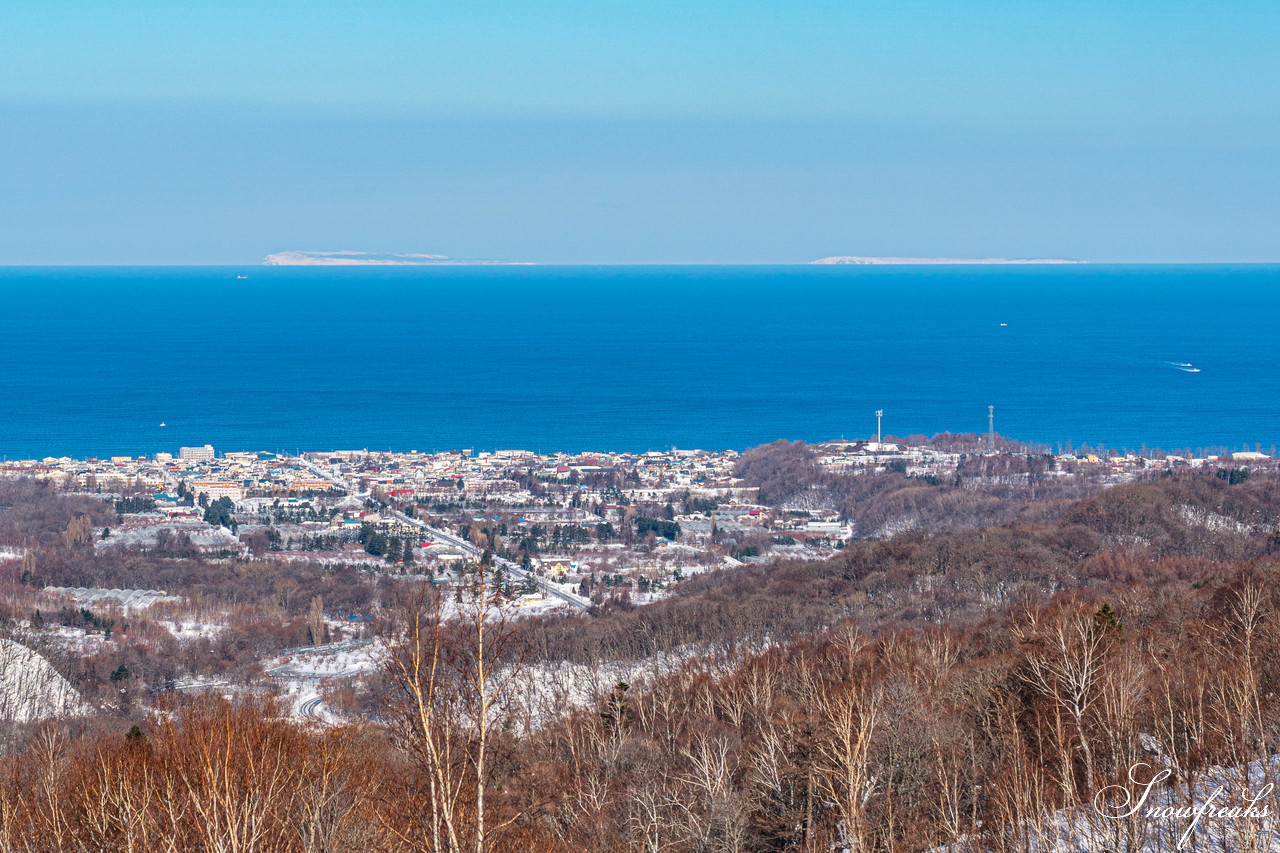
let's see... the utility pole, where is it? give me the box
[987,406,995,454]
[875,409,883,447]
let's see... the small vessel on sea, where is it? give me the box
[160,422,167,427]
[236,275,248,279]
[1180,367,1201,373]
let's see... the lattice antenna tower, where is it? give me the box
[987,405,995,454]
[875,409,883,446]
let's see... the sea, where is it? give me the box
[0,264,1277,460]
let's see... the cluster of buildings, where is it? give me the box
[0,446,335,504]
[4,437,1267,504]
[2,438,1273,600]
[0,443,851,595]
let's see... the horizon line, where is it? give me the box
[7,262,1280,268]
[6,261,1280,268]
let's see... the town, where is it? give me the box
[3,434,1272,613]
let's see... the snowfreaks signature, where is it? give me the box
[1094,762,1273,849]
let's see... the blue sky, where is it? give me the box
[1,0,1277,263]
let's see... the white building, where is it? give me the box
[191,480,244,501]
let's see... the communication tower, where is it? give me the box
[875,409,883,446]
[987,406,995,454]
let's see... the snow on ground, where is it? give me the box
[287,681,338,723]
[418,586,578,623]
[260,625,694,727]
[263,551,385,569]
[99,520,240,550]
[0,638,91,722]
[266,641,382,680]
[872,516,925,538]
[160,620,225,642]
[47,625,96,645]
[171,677,230,692]
[507,592,577,616]
[506,643,742,728]
[265,640,383,723]
[936,755,1280,853]
[42,625,127,661]
[1176,504,1258,536]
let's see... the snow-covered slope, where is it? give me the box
[0,639,91,722]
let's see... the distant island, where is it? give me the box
[262,251,534,266]
[810,256,1083,265]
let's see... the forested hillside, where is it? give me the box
[525,468,1280,665]
[0,468,1278,851]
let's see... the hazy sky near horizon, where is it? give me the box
[2,0,1278,263]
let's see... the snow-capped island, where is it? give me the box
[810,256,1083,265]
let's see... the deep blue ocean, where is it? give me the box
[1,265,1277,460]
